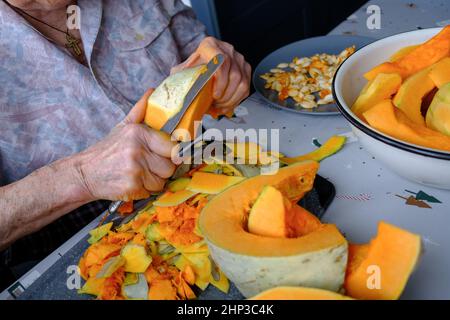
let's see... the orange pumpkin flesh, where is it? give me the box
[393,67,435,125]
[344,222,421,300]
[250,286,352,300]
[144,65,217,142]
[247,185,322,238]
[351,72,402,119]
[363,99,450,151]
[247,186,289,238]
[365,25,450,80]
[428,57,450,88]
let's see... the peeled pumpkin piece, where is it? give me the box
[351,73,402,118]
[393,67,435,125]
[344,221,421,300]
[121,244,153,273]
[281,136,346,164]
[250,286,353,300]
[199,161,348,298]
[365,25,450,80]
[145,65,214,141]
[248,185,289,238]
[426,82,450,136]
[186,171,244,194]
[363,99,450,151]
[248,185,322,239]
[428,57,450,88]
[389,45,419,62]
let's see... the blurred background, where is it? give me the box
[188,0,367,68]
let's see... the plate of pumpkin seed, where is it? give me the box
[253,35,373,115]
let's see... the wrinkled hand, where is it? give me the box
[171,37,251,116]
[75,89,177,201]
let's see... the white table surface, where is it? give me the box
[2,0,449,300]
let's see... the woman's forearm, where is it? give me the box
[0,155,93,250]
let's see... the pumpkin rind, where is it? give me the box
[186,172,244,194]
[281,136,346,164]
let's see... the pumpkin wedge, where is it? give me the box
[363,99,450,151]
[247,185,289,238]
[393,67,435,125]
[250,286,353,300]
[344,221,421,300]
[428,57,450,88]
[145,65,214,141]
[199,161,348,298]
[351,73,402,119]
[365,25,450,80]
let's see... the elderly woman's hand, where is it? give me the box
[171,37,252,116]
[75,89,177,202]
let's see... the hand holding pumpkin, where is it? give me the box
[171,36,252,115]
[74,89,177,202]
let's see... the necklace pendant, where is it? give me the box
[65,33,82,56]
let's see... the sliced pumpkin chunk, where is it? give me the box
[363,99,450,151]
[428,57,450,88]
[187,172,244,194]
[393,67,435,125]
[145,65,214,141]
[365,25,450,80]
[281,136,346,164]
[250,286,353,300]
[344,221,421,300]
[121,244,152,273]
[426,82,450,136]
[351,73,402,118]
[248,185,289,238]
[154,189,198,207]
[389,45,420,62]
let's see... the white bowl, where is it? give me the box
[333,28,450,190]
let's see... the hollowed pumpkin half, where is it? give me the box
[199,161,348,298]
[145,65,214,141]
[249,286,353,300]
[344,221,421,300]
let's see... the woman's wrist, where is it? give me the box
[43,153,97,205]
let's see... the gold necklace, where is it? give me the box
[6,2,83,58]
